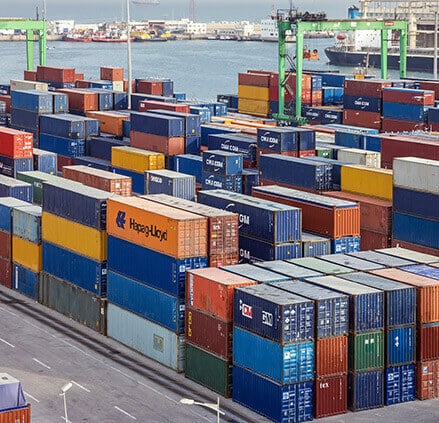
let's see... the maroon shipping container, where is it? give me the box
[57,89,99,111]
[0,95,11,113]
[57,155,75,172]
[0,230,11,260]
[209,253,239,268]
[315,374,348,418]
[418,324,439,361]
[381,118,426,134]
[392,239,438,257]
[344,79,392,97]
[343,109,382,130]
[130,131,185,156]
[238,72,272,87]
[37,66,76,83]
[75,80,91,88]
[416,360,439,400]
[24,70,37,81]
[185,305,233,359]
[360,229,391,251]
[382,88,435,106]
[420,81,439,100]
[316,336,348,377]
[0,257,12,288]
[138,100,190,114]
[100,67,124,81]
[136,80,163,95]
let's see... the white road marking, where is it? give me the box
[23,391,40,403]
[0,307,18,317]
[114,406,137,420]
[0,337,15,348]
[71,380,90,393]
[33,358,51,369]
[61,416,72,422]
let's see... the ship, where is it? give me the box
[324,1,439,73]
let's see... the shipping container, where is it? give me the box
[145,169,195,200]
[107,303,184,372]
[306,275,384,333]
[0,155,33,179]
[348,370,384,411]
[0,197,31,232]
[315,336,349,377]
[286,257,354,275]
[15,171,60,206]
[301,232,331,257]
[40,272,106,334]
[377,247,439,264]
[12,205,41,244]
[393,187,438,221]
[314,374,347,418]
[12,236,41,273]
[130,112,184,137]
[88,136,129,161]
[10,79,48,91]
[233,284,314,343]
[348,251,416,268]
[207,133,257,164]
[111,146,165,174]
[33,148,57,174]
[254,260,323,280]
[416,360,439,400]
[0,127,33,159]
[348,331,384,371]
[232,365,314,423]
[386,326,416,366]
[11,89,53,113]
[257,127,299,153]
[393,213,439,250]
[331,236,361,254]
[360,229,391,250]
[130,131,185,157]
[393,157,439,195]
[0,230,11,259]
[418,323,439,361]
[221,263,291,284]
[0,405,31,423]
[385,364,415,405]
[343,94,382,113]
[337,148,381,168]
[238,84,270,101]
[38,134,85,158]
[39,114,85,139]
[12,263,39,299]
[0,257,12,288]
[319,254,384,272]
[202,149,243,176]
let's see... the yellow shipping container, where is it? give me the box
[42,212,107,261]
[238,85,270,101]
[112,146,165,174]
[12,236,42,273]
[238,98,270,117]
[86,111,129,136]
[341,165,393,201]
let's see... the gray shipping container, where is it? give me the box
[221,263,291,284]
[144,169,196,201]
[107,303,185,372]
[254,260,323,280]
[347,251,416,268]
[287,257,354,275]
[376,247,439,264]
[318,254,385,271]
[301,232,331,257]
[12,205,42,244]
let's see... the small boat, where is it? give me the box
[63,34,92,42]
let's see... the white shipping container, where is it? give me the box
[112,81,124,92]
[393,157,439,194]
[337,148,381,168]
[10,79,49,91]
[377,247,439,264]
[107,303,185,372]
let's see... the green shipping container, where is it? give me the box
[316,147,332,159]
[16,171,61,205]
[185,342,232,397]
[349,331,384,372]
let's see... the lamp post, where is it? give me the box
[59,382,73,423]
[180,397,225,423]
[126,0,133,109]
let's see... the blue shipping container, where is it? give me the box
[321,109,343,124]
[382,102,427,121]
[348,250,416,268]
[385,364,415,405]
[393,212,439,249]
[343,94,382,113]
[348,370,384,411]
[0,176,33,203]
[39,114,85,139]
[114,92,128,110]
[39,133,85,157]
[173,154,202,184]
[200,124,241,146]
[185,136,200,155]
[89,136,129,161]
[149,109,201,137]
[331,236,361,254]
[387,326,415,366]
[11,109,40,130]
[241,168,259,196]
[50,92,69,113]
[0,155,33,178]
[233,284,314,343]
[13,263,39,300]
[207,133,257,162]
[33,148,57,174]
[361,134,382,152]
[233,327,314,384]
[257,127,298,153]
[400,264,439,281]
[301,232,331,257]
[393,187,439,221]
[11,90,53,113]
[232,365,314,423]
[202,150,243,175]
[130,112,184,137]
[221,263,291,284]
[201,172,242,193]
[0,197,31,232]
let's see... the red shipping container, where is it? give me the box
[57,89,99,111]
[381,118,426,133]
[186,305,233,359]
[24,70,37,81]
[315,374,348,418]
[137,80,163,95]
[299,150,316,158]
[343,109,382,130]
[420,81,439,100]
[416,360,439,400]
[302,89,312,105]
[392,239,438,257]
[360,229,391,250]
[256,148,298,165]
[75,80,91,88]
[209,253,239,268]
[57,155,75,172]
[418,324,439,361]
[324,190,392,235]
[344,79,392,97]
[138,100,190,114]
[37,65,76,83]
[0,257,12,288]
[238,72,271,87]
[0,404,31,423]
[316,336,348,377]
[0,127,33,158]
[0,230,11,260]
[431,122,439,132]
[0,95,11,113]
[253,187,360,238]
[100,67,124,81]
[130,131,185,156]
[186,267,256,321]
[311,90,323,106]
[383,88,435,106]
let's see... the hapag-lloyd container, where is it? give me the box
[315,374,348,418]
[254,260,322,280]
[221,263,291,284]
[371,268,439,324]
[286,257,354,276]
[107,303,185,372]
[270,280,349,339]
[348,250,416,268]
[393,157,439,194]
[130,111,184,137]
[197,189,302,243]
[416,360,439,400]
[348,370,384,411]
[341,272,416,328]
[252,185,360,238]
[144,169,195,201]
[233,284,314,343]
[186,267,255,321]
[107,270,184,333]
[233,326,314,384]
[306,275,384,333]
[385,364,416,405]
[107,196,207,259]
[238,234,301,262]
[377,247,439,264]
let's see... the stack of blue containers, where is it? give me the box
[232,284,315,423]
[201,150,243,193]
[197,189,302,262]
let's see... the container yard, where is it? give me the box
[0,8,439,422]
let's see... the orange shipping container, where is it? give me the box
[0,404,31,423]
[186,267,256,321]
[63,165,132,196]
[57,89,99,111]
[416,360,439,400]
[107,196,207,259]
[315,336,348,377]
[130,131,185,156]
[100,66,124,81]
[23,70,37,81]
[86,111,129,136]
[371,268,439,324]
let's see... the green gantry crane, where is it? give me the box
[274,9,408,124]
[0,18,47,70]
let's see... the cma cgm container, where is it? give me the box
[202,150,243,175]
[207,133,257,164]
[197,189,302,243]
[233,284,314,343]
[145,169,195,201]
[257,127,299,153]
[233,365,314,423]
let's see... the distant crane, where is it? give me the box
[131,0,160,4]
[189,0,196,22]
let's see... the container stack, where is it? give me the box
[201,149,243,193]
[145,169,195,201]
[237,71,272,117]
[185,268,256,397]
[36,65,76,89]
[392,157,439,255]
[106,196,208,372]
[12,205,42,300]
[232,284,315,423]
[0,127,33,178]
[306,275,385,412]
[207,133,257,168]
[271,280,349,418]
[252,185,361,254]
[40,178,110,334]
[145,194,239,267]
[197,189,302,262]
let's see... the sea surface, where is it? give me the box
[0,38,432,101]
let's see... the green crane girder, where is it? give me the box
[275,19,408,124]
[0,19,47,70]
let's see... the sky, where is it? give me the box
[6,1,356,23]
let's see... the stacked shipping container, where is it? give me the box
[0,127,33,178]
